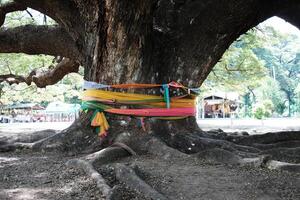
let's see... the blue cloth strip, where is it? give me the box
[162,84,170,109]
[189,88,201,94]
[83,80,110,89]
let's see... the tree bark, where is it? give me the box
[78,0,299,144]
[0,25,80,60]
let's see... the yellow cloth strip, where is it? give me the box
[91,111,110,137]
[82,90,196,108]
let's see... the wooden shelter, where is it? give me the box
[199,92,240,119]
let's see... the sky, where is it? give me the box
[262,16,300,36]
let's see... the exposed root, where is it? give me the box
[195,148,241,165]
[252,140,300,150]
[0,141,34,152]
[164,132,261,156]
[114,163,168,200]
[264,160,300,173]
[0,113,99,153]
[241,156,300,173]
[144,137,189,160]
[195,148,300,173]
[0,129,58,152]
[66,159,112,198]
[84,144,134,167]
[65,145,142,199]
[0,132,65,153]
[226,131,300,145]
[0,129,57,144]
[239,155,270,168]
[262,147,300,163]
[111,142,137,156]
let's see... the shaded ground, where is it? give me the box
[0,151,101,200]
[1,151,299,200]
[97,154,300,200]
[0,123,300,200]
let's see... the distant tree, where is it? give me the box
[203,29,267,93]
[255,26,300,116]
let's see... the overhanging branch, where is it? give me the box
[0,1,27,26]
[14,0,83,43]
[0,25,81,60]
[0,58,79,88]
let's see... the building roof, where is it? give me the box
[204,91,239,101]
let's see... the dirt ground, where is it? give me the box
[0,123,300,200]
[0,152,103,200]
[1,151,299,200]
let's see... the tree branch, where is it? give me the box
[0,58,79,88]
[0,25,81,60]
[0,1,27,26]
[14,0,83,42]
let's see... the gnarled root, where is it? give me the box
[84,143,136,166]
[0,113,100,153]
[264,160,300,172]
[226,131,300,145]
[113,163,168,200]
[196,148,300,173]
[0,141,34,152]
[66,143,136,199]
[66,140,169,200]
[66,159,112,198]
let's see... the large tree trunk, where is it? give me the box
[75,0,284,147]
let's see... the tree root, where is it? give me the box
[195,148,241,165]
[262,147,300,163]
[66,143,167,200]
[84,143,135,166]
[226,131,300,145]
[241,156,300,173]
[114,163,168,200]
[144,137,189,160]
[65,144,135,199]
[66,159,112,199]
[196,148,300,173]
[0,141,34,152]
[264,160,300,173]
[0,116,99,153]
[251,140,300,150]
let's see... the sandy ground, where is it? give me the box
[1,118,300,136]
[0,121,300,199]
[197,118,300,134]
[0,122,72,133]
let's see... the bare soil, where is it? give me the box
[0,126,300,200]
[0,151,102,200]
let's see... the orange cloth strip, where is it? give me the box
[111,83,161,89]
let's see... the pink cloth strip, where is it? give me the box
[106,107,196,117]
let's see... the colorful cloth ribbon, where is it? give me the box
[162,84,170,109]
[90,110,109,138]
[82,81,200,137]
[83,80,201,94]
